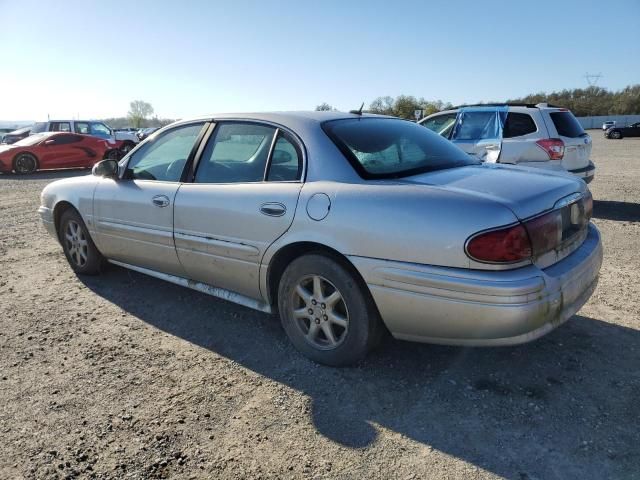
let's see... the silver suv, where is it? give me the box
[420,104,595,183]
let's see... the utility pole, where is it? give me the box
[584,73,603,87]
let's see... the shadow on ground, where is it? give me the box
[80,266,640,479]
[593,200,640,222]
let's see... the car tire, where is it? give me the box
[12,153,38,174]
[120,141,135,155]
[59,209,104,275]
[105,149,120,160]
[611,131,622,139]
[278,253,383,366]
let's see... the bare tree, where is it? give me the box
[315,102,334,111]
[127,100,154,128]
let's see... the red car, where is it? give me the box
[0,132,119,174]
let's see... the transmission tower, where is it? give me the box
[584,73,603,87]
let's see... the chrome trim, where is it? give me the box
[108,260,272,313]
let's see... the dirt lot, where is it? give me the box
[1,134,639,479]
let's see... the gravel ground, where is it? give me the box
[1,134,639,479]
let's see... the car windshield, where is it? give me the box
[13,134,48,146]
[323,117,476,179]
[31,122,48,134]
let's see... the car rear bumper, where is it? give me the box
[38,206,58,238]
[349,223,602,346]
[568,161,596,184]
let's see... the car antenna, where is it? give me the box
[349,102,365,115]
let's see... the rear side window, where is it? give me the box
[195,123,276,183]
[51,134,82,145]
[266,133,303,181]
[50,122,71,132]
[503,113,537,138]
[549,111,585,138]
[323,118,476,179]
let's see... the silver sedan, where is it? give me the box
[38,112,602,366]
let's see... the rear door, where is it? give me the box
[173,121,304,299]
[499,111,547,164]
[545,110,591,171]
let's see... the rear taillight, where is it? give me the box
[525,210,562,254]
[466,224,532,263]
[536,138,564,160]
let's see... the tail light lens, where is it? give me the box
[525,210,562,254]
[466,224,532,263]
[536,138,564,160]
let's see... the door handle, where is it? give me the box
[152,195,170,207]
[260,202,286,217]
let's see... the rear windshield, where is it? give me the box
[549,111,586,138]
[322,117,476,179]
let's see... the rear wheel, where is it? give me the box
[105,149,120,160]
[13,153,38,174]
[278,254,382,366]
[59,209,104,275]
[610,130,622,139]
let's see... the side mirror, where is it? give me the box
[92,159,119,178]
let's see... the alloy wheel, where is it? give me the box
[290,274,349,350]
[64,220,88,267]
[15,154,36,173]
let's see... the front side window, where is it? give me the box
[75,122,90,134]
[125,123,204,181]
[323,118,476,179]
[50,134,82,145]
[90,122,111,137]
[195,123,276,183]
[421,113,456,138]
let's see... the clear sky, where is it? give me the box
[1,0,638,121]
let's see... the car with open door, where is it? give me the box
[38,112,602,366]
[420,103,595,183]
[0,132,118,174]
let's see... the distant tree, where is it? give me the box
[127,100,154,128]
[315,102,334,111]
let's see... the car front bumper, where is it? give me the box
[349,223,602,346]
[38,205,58,239]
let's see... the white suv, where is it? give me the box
[31,120,140,154]
[420,104,595,183]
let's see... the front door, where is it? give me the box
[450,107,507,163]
[174,121,304,299]
[92,122,206,276]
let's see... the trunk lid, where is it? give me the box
[399,164,586,220]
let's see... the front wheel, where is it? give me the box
[278,254,382,366]
[119,141,135,155]
[59,209,104,275]
[13,153,38,174]
[610,131,622,139]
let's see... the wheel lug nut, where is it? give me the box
[321,303,326,309]
[308,309,313,315]
[315,318,320,324]
[311,299,317,305]
[323,315,328,321]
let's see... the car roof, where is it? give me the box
[175,111,393,126]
